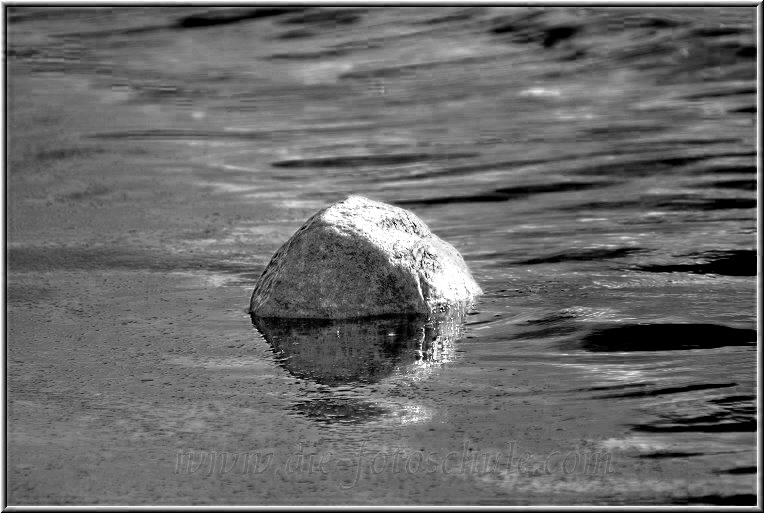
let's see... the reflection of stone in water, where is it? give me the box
[252,311,466,386]
[290,397,390,424]
[418,312,464,366]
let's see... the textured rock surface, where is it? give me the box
[249,195,482,318]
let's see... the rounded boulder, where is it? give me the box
[249,195,481,318]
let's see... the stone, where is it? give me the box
[249,195,481,318]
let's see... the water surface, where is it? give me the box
[5,6,757,505]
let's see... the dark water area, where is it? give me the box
[5,6,757,505]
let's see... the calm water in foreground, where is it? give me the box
[5,7,757,505]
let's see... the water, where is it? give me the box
[5,7,757,505]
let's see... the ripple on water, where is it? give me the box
[7,5,755,505]
[634,249,757,276]
[576,323,756,352]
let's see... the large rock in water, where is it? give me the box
[249,195,481,318]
